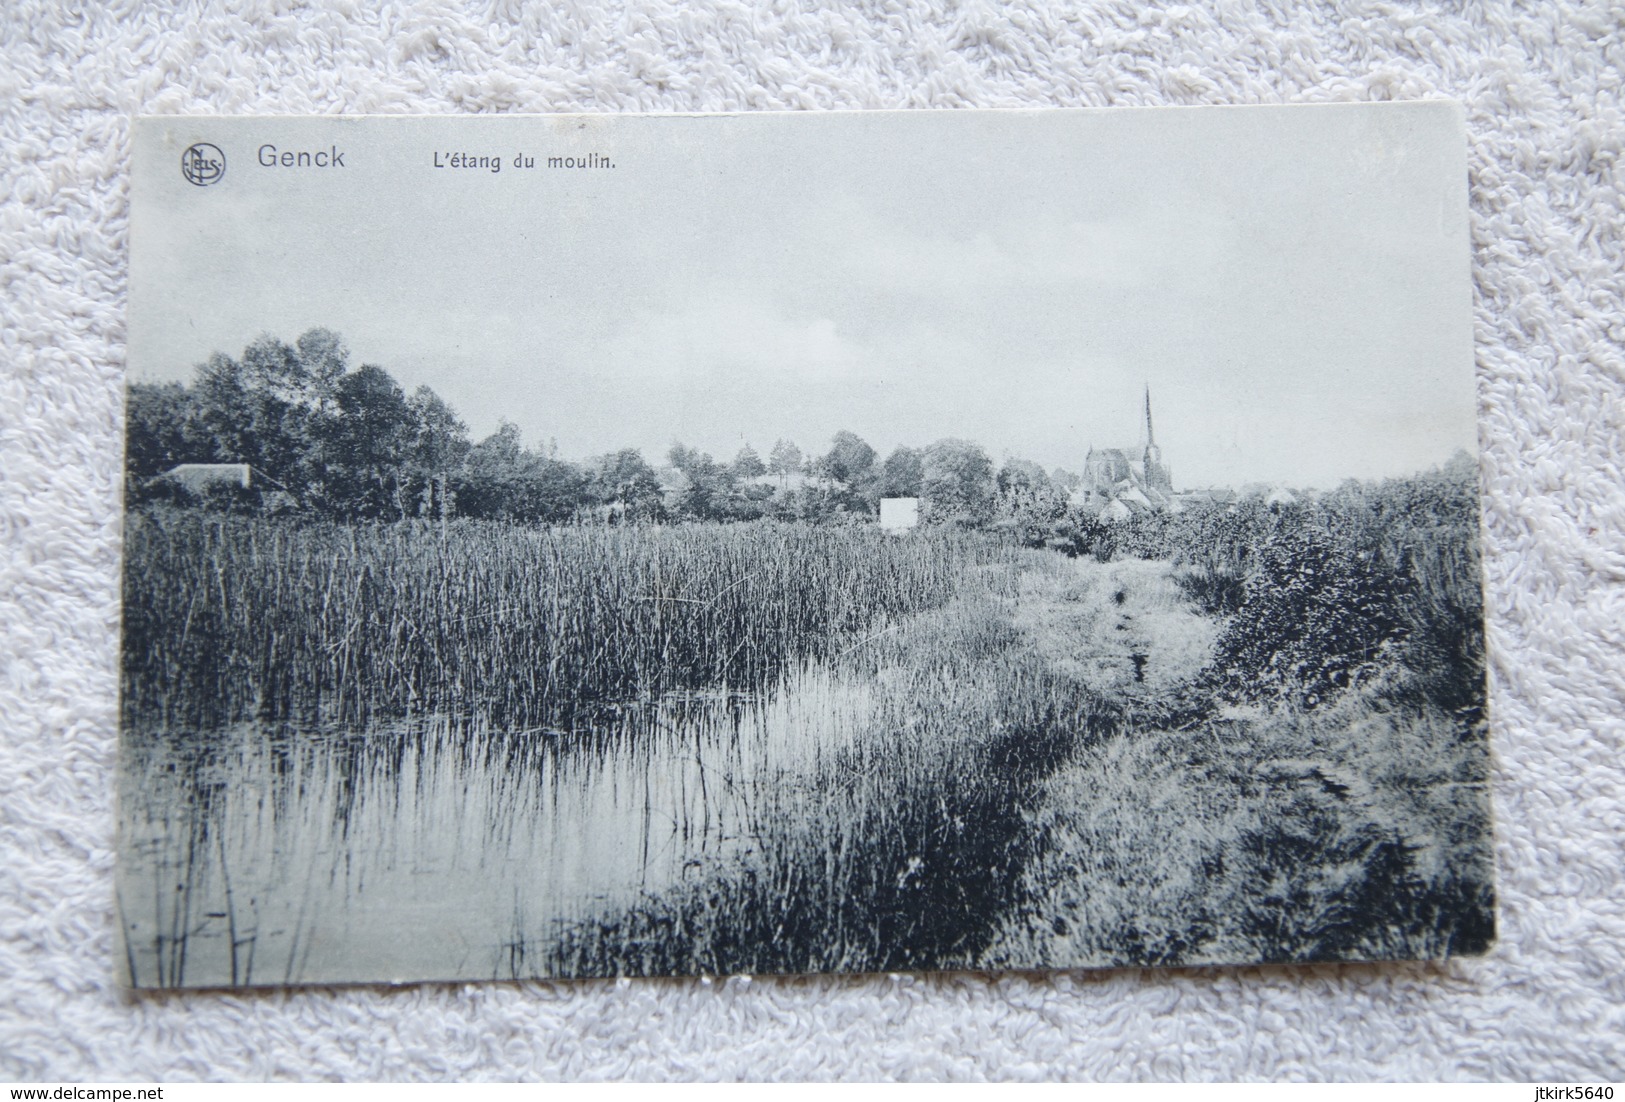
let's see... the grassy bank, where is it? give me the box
[980,526,1493,966]
[984,683,1494,966]
[542,552,1113,977]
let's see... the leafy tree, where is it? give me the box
[815,430,879,514]
[246,335,325,477]
[320,364,416,518]
[455,419,516,523]
[728,480,775,520]
[996,458,1068,546]
[668,443,737,521]
[823,430,876,485]
[879,446,923,498]
[458,422,588,523]
[406,385,470,522]
[768,439,803,477]
[1051,467,1082,493]
[190,350,279,481]
[590,448,665,521]
[731,444,767,479]
[512,454,590,522]
[921,438,995,527]
[997,457,1048,495]
[667,443,704,473]
[185,330,358,500]
[125,381,204,479]
[294,328,350,417]
[764,481,841,524]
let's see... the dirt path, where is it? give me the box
[1012,556,1218,712]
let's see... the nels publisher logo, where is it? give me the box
[181,142,226,187]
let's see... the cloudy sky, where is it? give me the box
[131,105,1474,488]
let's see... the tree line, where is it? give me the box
[126,329,1083,527]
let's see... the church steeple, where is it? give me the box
[1142,386,1172,495]
[1079,389,1173,506]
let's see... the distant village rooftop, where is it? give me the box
[161,463,254,491]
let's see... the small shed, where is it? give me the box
[162,463,253,492]
[879,497,920,533]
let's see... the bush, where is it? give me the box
[1065,458,1482,719]
[1207,529,1409,708]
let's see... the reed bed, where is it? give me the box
[117,531,1105,985]
[122,514,1014,730]
[116,558,1099,986]
[542,572,1114,978]
[117,483,1492,983]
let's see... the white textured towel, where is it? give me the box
[2,0,1622,1082]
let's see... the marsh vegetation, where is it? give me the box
[118,455,1492,986]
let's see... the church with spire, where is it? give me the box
[1072,387,1177,519]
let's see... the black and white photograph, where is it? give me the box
[119,105,1492,989]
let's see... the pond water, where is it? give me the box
[116,664,875,987]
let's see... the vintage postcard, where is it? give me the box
[121,105,1491,988]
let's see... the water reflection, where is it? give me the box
[117,664,873,987]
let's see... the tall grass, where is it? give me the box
[543,568,1112,977]
[119,514,1086,984]
[122,515,1012,730]
[117,547,1103,985]
[119,465,1493,983]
